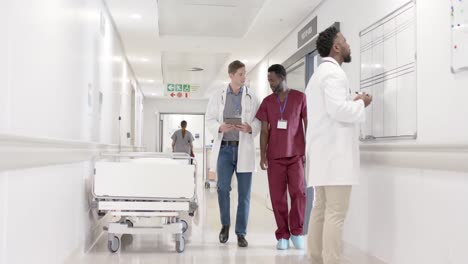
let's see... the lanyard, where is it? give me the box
[276,91,289,120]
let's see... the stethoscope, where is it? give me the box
[220,86,252,106]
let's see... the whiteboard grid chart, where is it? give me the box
[451,0,468,73]
[359,1,417,141]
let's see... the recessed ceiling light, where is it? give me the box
[242,60,249,63]
[131,14,142,20]
[139,57,149,62]
[151,93,157,96]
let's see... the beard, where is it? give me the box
[344,54,352,63]
[273,85,280,93]
[271,82,284,94]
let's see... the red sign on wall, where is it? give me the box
[169,92,190,98]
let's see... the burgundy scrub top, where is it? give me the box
[255,89,307,160]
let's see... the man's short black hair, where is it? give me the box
[268,64,287,79]
[181,120,187,128]
[316,26,340,57]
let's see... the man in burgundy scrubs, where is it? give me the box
[255,64,307,250]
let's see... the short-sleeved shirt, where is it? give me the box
[223,86,243,141]
[171,129,194,154]
[255,89,307,160]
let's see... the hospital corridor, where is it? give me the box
[1,0,468,264]
[67,160,384,264]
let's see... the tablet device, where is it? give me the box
[224,117,242,125]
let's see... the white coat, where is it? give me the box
[205,86,261,173]
[304,57,365,186]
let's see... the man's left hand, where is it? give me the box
[236,122,252,133]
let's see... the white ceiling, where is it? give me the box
[162,51,230,96]
[105,0,322,98]
[159,0,266,37]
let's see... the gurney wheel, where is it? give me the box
[108,235,120,253]
[175,237,185,253]
[181,220,188,233]
[126,220,134,228]
[204,182,210,189]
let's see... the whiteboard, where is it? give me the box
[359,1,417,140]
[451,0,468,73]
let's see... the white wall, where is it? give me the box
[345,162,468,264]
[0,173,6,264]
[417,0,468,143]
[0,0,144,263]
[0,164,93,264]
[143,97,208,152]
[3,0,143,144]
[0,0,9,133]
[247,60,272,148]
[248,0,468,263]
[251,0,468,143]
[161,114,206,152]
[135,91,145,147]
[248,60,270,104]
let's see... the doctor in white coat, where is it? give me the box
[304,27,372,264]
[205,60,260,248]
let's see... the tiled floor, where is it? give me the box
[68,155,386,264]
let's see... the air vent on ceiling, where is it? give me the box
[189,67,204,72]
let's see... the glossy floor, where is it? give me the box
[69,156,386,264]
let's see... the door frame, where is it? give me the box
[158,112,207,180]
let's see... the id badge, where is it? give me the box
[277,119,288,129]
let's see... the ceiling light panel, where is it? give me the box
[158,0,266,37]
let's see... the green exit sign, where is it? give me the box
[167,83,190,92]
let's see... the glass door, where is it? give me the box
[286,58,306,92]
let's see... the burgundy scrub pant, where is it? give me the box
[267,155,306,240]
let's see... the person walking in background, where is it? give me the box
[172,120,195,157]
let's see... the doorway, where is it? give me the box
[305,50,321,86]
[284,49,321,235]
[130,85,136,146]
[158,113,207,180]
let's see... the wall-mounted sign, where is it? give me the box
[298,17,318,48]
[166,84,191,98]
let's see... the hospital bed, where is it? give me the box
[92,152,198,253]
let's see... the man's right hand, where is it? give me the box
[219,123,234,133]
[354,93,373,107]
[260,157,268,170]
